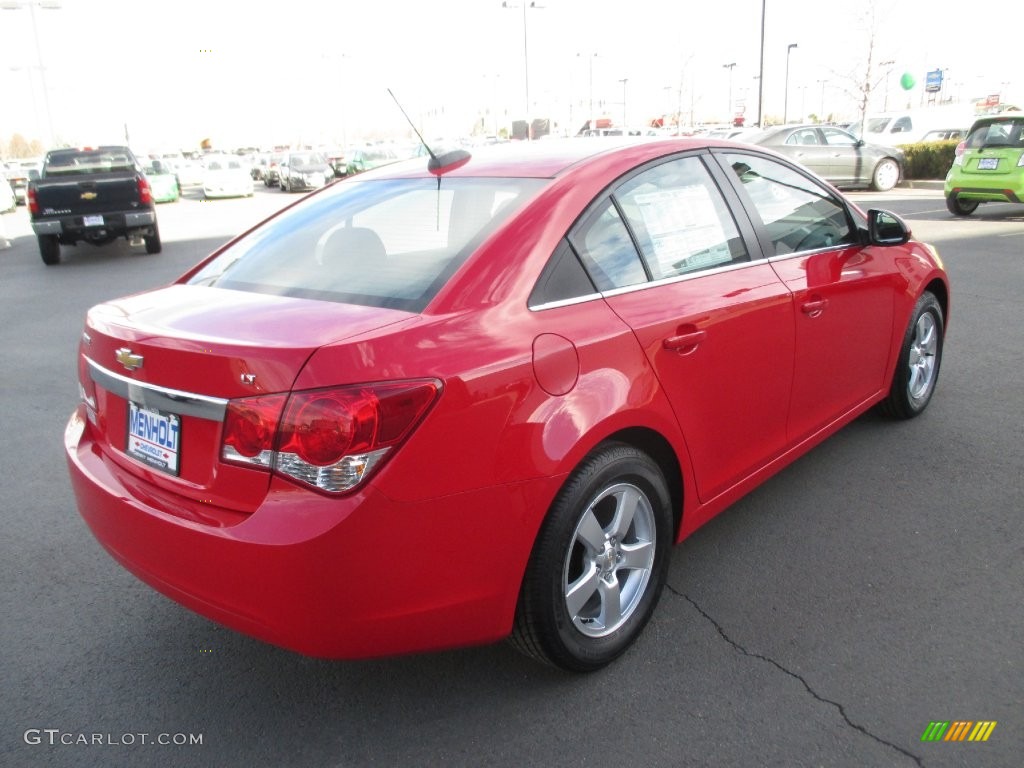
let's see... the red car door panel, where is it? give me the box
[606,266,794,501]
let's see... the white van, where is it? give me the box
[854,108,975,146]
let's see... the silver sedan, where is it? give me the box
[742,124,904,191]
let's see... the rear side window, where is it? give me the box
[569,200,648,291]
[188,177,543,312]
[565,154,749,294]
[614,155,748,278]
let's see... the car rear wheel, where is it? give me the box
[879,291,944,419]
[38,235,60,265]
[871,158,900,192]
[144,225,162,254]
[511,442,672,672]
[946,194,979,216]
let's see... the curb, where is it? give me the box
[898,179,945,190]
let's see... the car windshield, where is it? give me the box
[188,176,545,312]
[144,160,170,174]
[966,120,1024,149]
[865,118,892,134]
[290,153,326,166]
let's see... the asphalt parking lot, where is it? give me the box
[0,183,1020,768]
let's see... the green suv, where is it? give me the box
[945,115,1024,215]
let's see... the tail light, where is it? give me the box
[137,175,153,204]
[221,380,440,494]
[952,141,966,166]
[77,346,98,428]
[27,186,39,215]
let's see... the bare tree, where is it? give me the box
[832,0,895,132]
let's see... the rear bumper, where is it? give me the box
[65,407,553,659]
[32,209,157,238]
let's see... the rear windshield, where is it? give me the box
[44,149,137,176]
[966,120,1024,149]
[188,176,545,312]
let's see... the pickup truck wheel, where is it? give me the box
[38,235,60,265]
[144,226,162,254]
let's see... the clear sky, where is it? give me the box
[1,0,1020,153]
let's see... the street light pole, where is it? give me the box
[723,63,736,124]
[502,1,542,140]
[577,52,596,132]
[879,59,894,111]
[784,43,798,123]
[756,0,765,127]
[619,78,628,130]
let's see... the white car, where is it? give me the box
[0,175,16,213]
[201,155,254,199]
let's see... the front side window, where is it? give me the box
[188,177,544,311]
[725,153,856,256]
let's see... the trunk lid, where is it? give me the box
[80,284,414,513]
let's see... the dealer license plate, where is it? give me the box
[83,214,105,226]
[977,158,999,170]
[127,401,181,475]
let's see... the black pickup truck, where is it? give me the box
[29,146,161,265]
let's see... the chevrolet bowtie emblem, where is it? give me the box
[115,348,144,371]
[80,191,98,200]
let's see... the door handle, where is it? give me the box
[801,298,829,317]
[663,329,707,353]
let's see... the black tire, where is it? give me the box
[871,158,900,192]
[38,235,60,265]
[510,442,673,672]
[144,225,162,254]
[879,291,944,419]
[946,194,979,216]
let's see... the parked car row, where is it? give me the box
[2,158,42,205]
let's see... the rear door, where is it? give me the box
[571,153,795,502]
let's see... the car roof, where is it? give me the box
[354,137,726,180]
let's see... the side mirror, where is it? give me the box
[867,209,910,245]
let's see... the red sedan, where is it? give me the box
[65,138,949,671]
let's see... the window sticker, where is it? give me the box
[633,186,733,274]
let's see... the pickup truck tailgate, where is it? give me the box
[34,174,144,216]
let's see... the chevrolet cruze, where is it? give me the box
[66,138,949,671]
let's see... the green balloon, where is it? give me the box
[900,72,916,91]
